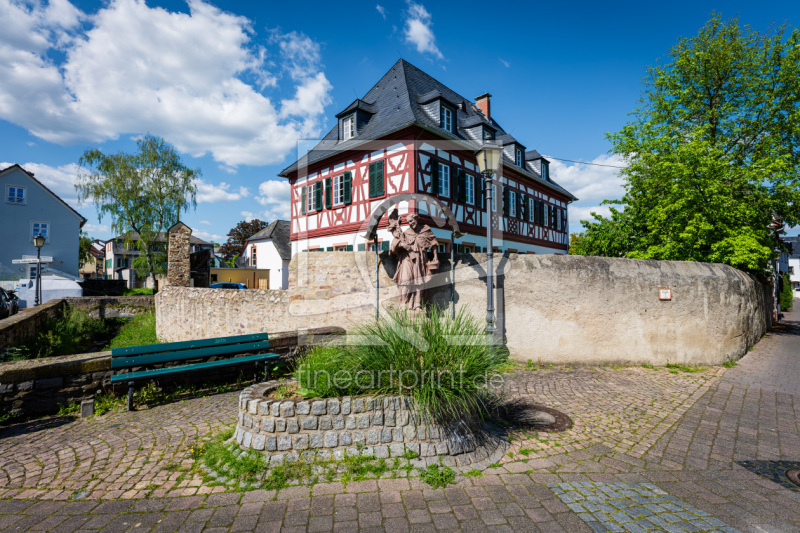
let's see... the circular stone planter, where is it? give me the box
[234,381,509,469]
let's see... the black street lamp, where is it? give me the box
[33,233,45,306]
[475,142,502,334]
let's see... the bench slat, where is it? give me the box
[111,340,273,369]
[110,352,281,383]
[111,332,271,358]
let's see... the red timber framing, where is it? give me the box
[284,126,569,251]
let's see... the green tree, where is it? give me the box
[78,232,93,265]
[219,219,269,262]
[579,16,800,274]
[77,135,199,281]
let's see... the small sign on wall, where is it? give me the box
[659,288,672,301]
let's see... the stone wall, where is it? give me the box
[64,296,154,318]
[235,382,507,469]
[167,223,191,287]
[156,253,773,366]
[0,299,65,353]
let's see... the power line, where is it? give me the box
[546,156,626,169]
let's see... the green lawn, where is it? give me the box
[106,312,159,349]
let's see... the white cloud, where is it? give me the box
[255,179,290,220]
[193,229,223,243]
[1,160,83,208]
[240,210,257,222]
[0,0,333,167]
[499,57,510,68]
[198,220,212,225]
[548,154,626,234]
[83,223,110,235]
[194,179,249,203]
[404,2,443,60]
[376,4,387,19]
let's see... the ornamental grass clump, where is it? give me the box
[296,307,508,425]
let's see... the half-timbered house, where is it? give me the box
[278,59,577,255]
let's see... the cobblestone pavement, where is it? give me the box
[0,308,797,532]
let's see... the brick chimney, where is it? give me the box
[475,93,491,120]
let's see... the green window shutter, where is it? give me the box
[381,240,389,251]
[368,161,384,198]
[346,245,353,252]
[502,187,510,216]
[315,181,323,211]
[520,194,527,220]
[431,161,439,195]
[368,163,376,198]
[459,170,467,202]
[301,186,307,215]
[357,243,365,251]
[451,167,459,200]
[326,246,333,252]
[478,177,485,209]
[343,171,352,204]
[325,177,332,209]
[375,160,384,197]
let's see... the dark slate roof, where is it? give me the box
[279,59,576,201]
[785,236,800,258]
[245,220,291,260]
[0,164,87,225]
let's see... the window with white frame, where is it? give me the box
[509,191,517,218]
[31,221,49,242]
[251,245,257,267]
[6,185,25,205]
[515,148,524,167]
[437,242,448,254]
[491,184,497,212]
[529,198,535,222]
[441,106,453,133]
[465,174,475,205]
[307,184,315,212]
[438,163,450,197]
[342,115,355,140]
[332,174,345,206]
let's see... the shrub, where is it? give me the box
[16,307,121,359]
[296,307,508,425]
[780,274,793,311]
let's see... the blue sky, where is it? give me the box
[2,0,799,243]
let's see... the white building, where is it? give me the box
[240,220,291,290]
[786,236,800,292]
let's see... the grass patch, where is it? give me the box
[723,360,738,368]
[665,363,706,373]
[122,288,154,296]
[194,428,420,491]
[418,463,455,489]
[107,312,159,349]
[296,307,508,425]
[518,448,532,457]
[462,469,484,478]
[641,364,657,370]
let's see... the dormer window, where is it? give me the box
[515,147,524,167]
[541,160,550,181]
[342,115,355,140]
[441,105,454,133]
[482,128,495,141]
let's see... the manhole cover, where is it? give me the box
[787,468,800,488]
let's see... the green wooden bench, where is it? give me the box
[111,332,280,410]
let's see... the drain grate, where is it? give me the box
[736,460,800,493]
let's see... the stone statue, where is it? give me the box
[387,210,439,314]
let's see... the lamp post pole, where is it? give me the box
[475,141,501,336]
[33,234,45,306]
[484,175,496,334]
